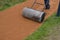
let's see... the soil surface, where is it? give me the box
[0,0,59,40]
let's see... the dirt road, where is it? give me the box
[0,0,59,40]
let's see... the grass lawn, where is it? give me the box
[0,0,26,11]
[25,14,60,40]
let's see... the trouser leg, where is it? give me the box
[44,0,50,9]
[57,2,60,16]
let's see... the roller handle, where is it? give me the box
[31,0,45,12]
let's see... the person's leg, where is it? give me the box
[44,0,50,9]
[57,2,60,16]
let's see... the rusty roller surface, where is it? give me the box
[22,7,45,22]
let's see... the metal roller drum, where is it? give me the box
[22,7,45,22]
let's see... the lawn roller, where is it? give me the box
[22,0,46,22]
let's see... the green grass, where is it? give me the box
[0,0,26,11]
[25,14,60,40]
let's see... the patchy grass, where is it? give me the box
[0,0,26,11]
[25,14,60,40]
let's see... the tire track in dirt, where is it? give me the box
[0,0,59,40]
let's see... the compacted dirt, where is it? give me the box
[0,0,59,40]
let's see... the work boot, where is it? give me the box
[45,4,50,9]
[44,0,50,9]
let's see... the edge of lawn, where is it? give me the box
[0,0,26,11]
[25,13,60,40]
